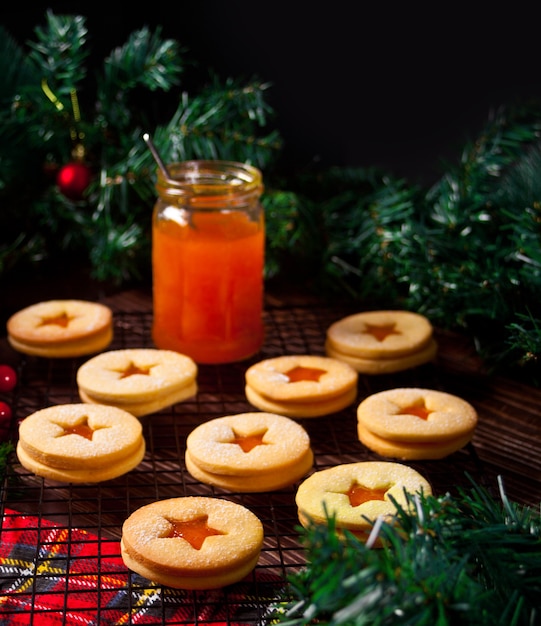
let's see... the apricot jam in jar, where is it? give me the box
[151,160,265,364]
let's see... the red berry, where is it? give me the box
[0,364,17,392]
[0,401,12,422]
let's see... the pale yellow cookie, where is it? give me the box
[296,461,432,542]
[245,383,358,418]
[325,338,438,374]
[77,348,197,417]
[185,412,313,491]
[357,421,474,461]
[16,403,145,483]
[78,384,197,417]
[357,387,478,443]
[326,310,433,359]
[121,497,264,589]
[6,299,113,358]
[244,355,358,418]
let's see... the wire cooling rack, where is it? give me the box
[0,303,523,624]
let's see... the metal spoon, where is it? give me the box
[143,133,174,183]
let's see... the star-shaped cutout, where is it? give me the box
[39,311,74,328]
[230,428,268,453]
[114,361,153,379]
[285,366,326,383]
[58,415,104,441]
[363,323,401,342]
[345,481,388,507]
[166,515,225,550]
[398,401,431,421]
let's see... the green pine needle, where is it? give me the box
[268,476,541,626]
[1,10,541,384]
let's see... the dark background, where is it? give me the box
[2,3,540,186]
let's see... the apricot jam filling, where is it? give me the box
[230,429,267,453]
[116,362,153,378]
[60,418,96,440]
[39,312,73,328]
[398,402,431,420]
[363,323,401,342]
[347,482,388,507]
[166,516,225,550]
[285,366,326,383]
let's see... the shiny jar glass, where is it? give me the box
[151,160,265,364]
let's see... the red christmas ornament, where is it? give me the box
[57,161,92,200]
[0,401,11,422]
[0,364,17,392]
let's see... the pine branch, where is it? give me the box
[268,477,541,626]
[162,76,282,169]
[27,10,89,94]
[0,10,540,383]
[97,25,184,134]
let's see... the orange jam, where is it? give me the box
[39,312,72,328]
[117,362,152,379]
[399,403,431,420]
[363,323,400,342]
[285,366,326,382]
[347,482,387,506]
[167,516,225,550]
[231,431,266,452]
[62,423,94,440]
[152,209,264,364]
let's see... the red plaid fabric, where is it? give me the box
[0,508,281,625]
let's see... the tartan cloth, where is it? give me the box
[0,508,282,626]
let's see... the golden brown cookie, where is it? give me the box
[185,412,313,491]
[121,496,264,589]
[6,299,113,358]
[326,310,434,359]
[16,403,145,483]
[295,461,432,542]
[245,355,358,418]
[325,310,437,374]
[326,338,438,374]
[77,348,197,417]
[356,422,474,461]
[356,387,478,459]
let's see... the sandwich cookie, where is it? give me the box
[121,497,264,589]
[245,355,358,418]
[77,348,197,417]
[356,387,478,460]
[326,310,437,374]
[6,299,113,358]
[295,461,432,544]
[185,412,313,491]
[16,403,145,483]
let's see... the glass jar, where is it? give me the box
[151,160,265,364]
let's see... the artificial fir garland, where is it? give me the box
[0,11,540,384]
[267,476,541,626]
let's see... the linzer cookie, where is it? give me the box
[121,496,264,589]
[77,348,197,417]
[356,387,478,460]
[185,412,313,491]
[244,355,358,418]
[295,461,432,543]
[325,310,437,374]
[6,299,113,358]
[16,403,145,483]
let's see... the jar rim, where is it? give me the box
[157,160,262,191]
[155,160,264,206]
